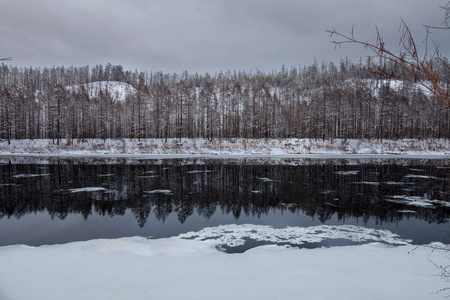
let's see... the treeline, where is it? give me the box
[0,58,449,143]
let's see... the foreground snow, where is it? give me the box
[0,225,448,300]
[0,138,449,157]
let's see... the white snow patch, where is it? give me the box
[0,138,448,156]
[67,81,136,102]
[0,225,446,300]
[409,168,426,172]
[187,170,212,174]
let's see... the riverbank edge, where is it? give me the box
[0,138,449,157]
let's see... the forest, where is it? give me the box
[0,58,449,143]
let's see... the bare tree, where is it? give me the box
[327,2,450,107]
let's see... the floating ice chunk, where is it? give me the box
[145,190,173,195]
[68,187,107,193]
[321,190,334,195]
[179,224,410,247]
[383,181,408,185]
[258,177,279,182]
[398,210,417,214]
[13,174,50,178]
[335,170,360,175]
[404,174,439,179]
[352,181,380,186]
[385,195,446,208]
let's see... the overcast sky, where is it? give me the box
[1,0,448,74]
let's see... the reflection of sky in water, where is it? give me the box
[0,206,447,247]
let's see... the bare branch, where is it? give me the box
[328,11,450,108]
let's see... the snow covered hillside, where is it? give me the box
[67,81,136,102]
[364,79,435,98]
[0,138,449,156]
[0,224,447,300]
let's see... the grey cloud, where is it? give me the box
[0,0,448,74]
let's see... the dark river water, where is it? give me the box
[0,157,449,248]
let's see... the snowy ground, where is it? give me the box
[1,138,449,299]
[0,138,449,157]
[0,224,448,300]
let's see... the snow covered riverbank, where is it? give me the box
[1,139,449,299]
[0,224,448,300]
[0,138,449,157]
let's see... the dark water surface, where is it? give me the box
[0,158,449,247]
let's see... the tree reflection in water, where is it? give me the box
[0,159,448,228]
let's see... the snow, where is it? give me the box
[0,138,448,157]
[365,79,434,98]
[0,224,448,300]
[187,170,212,174]
[66,81,136,102]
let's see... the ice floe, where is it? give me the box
[67,187,107,193]
[352,181,380,186]
[145,190,173,195]
[335,170,360,175]
[13,174,51,178]
[404,174,439,179]
[386,195,450,208]
[178,224,410,247]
